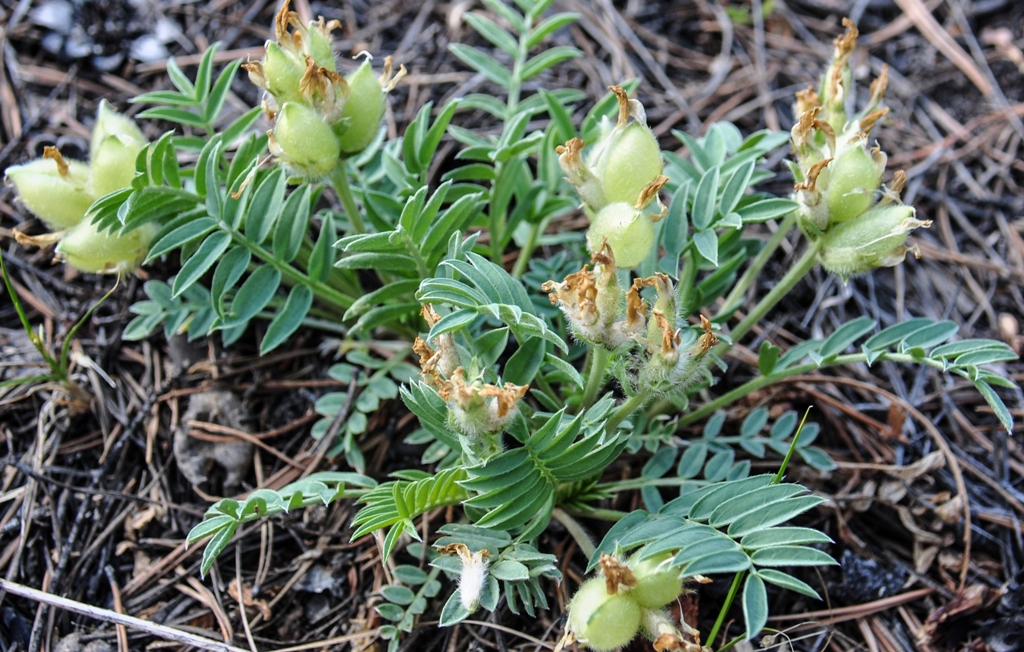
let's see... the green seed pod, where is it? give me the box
[819,204,929,280]
[824,145,883,224]
[587,202,655,269]
[269,102,342,178]
[260,41,306,104]
[337,61,384,155]
[90,136,142,198]
[306,22,337,71]
[57,220,158,274]
[568,577,642,652]
[90,101,145,162]
[627,552,683,609]
[5,156,94,229]
[596,122,663,206]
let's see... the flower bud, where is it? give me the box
[587,202,655,269]
[268,102,342,178]
[819,204,931,280]
[5,150,93,229]
[567,577,642,652]
[56,220,158,274]
[823,144,884,224]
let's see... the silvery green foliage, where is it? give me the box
[157,1,1021,648]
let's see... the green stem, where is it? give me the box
[580,346,612,409]
[533,373,560,406]
[598,476,712,492]
[551,508,596,560]
[228,229,353,313]
[720,212,797,311]
[718,239,822,351]
[604,392,650,434]
[511,219,543,278]
[329,165,366,234]
[717,634,747,652]
[677,351,944,430]
[570,506,630,522]
[708,572,744,648]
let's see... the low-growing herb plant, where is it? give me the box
[4,2,1019,650]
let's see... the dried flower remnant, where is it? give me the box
[414,304,460,384]
[437,543,490,612]
[439,368,528,437]
[542,243,632,349]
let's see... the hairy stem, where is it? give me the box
[605,392,650,434]
[675,252,698,318]
[229,229,353,313]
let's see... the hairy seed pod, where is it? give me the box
[56,221,159,274]
[567,577,642,652]
[586,202,655,269]
[269,102,342,178]
[819,204,929,280]
[596,122,663,207]
[5,157,94,229]
[337,61,384,155]
[824,145,883,224]
[627,552,684,609]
